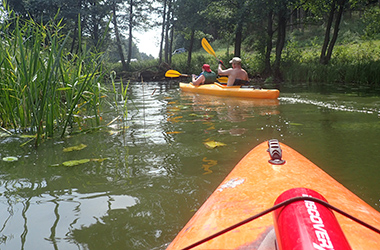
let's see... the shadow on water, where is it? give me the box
[0,81,380,249]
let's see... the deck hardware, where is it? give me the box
[267,139,286,165]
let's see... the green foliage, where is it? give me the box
[362,6,380,39]
[0,13,106,146]
[282,40,380,85]
[171,53,209,74]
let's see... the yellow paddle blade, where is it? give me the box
[165,70,189,78]
[201,38,216,58]
[217,77,228,83]
[165,70,182,78]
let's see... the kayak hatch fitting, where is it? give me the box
[267,139,286,165]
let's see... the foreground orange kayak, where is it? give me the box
[167,140,380,249]
[179,82,280,99]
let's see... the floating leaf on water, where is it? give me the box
[229,128,247,136]
[203,140,226,149]
[202,157,218,175]
[289,123,303,126]
[91,158,108,163]
[108,130,122,135]
[50,158,108,167]
[62,159,90,167]
[202,114,214,119]
[189,113,214,119]
[167,107,180,112]
[63,144,87,152]
[166,131,183,134]
[19,134,37,138]
[167,116,183,123]
[2,156,18,162]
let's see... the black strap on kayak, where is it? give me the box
[181,196,380,250]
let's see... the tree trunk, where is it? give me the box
[234,24,242,57]
[187,29,195,68]
[159,0,167,64]
[273,8,286,81]
[70,24,78,55]
[263,7,273,77]
[169,6,175,64]
[325,0,346,63]
[164,0,172,63]
[127,0,133,69]
[90,1,99,47]
[112,1,127,71]
[320,1,336,65]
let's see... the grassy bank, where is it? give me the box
[281,40,380,85]
[122,37,380,87]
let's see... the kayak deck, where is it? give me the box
[167,140,380,250]
[179,82,280,99]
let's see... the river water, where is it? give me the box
[0,81,380,249]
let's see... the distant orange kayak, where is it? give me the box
[179,82,280,99]
[167,140,380,250]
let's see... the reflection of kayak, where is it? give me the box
[180,82,280,99]
[167,140,380,250]
[180,91,280,107]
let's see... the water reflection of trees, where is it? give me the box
[0,83,283,249]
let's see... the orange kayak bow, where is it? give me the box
[167,140,380,250]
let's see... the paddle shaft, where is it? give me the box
[201,38,226,68]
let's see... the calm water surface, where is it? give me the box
[1,82,380,249]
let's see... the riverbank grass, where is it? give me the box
[0,14,105,146]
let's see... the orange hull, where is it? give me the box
[179,82,280,99]
[167,141,380,250]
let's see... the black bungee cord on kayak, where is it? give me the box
[181,196,380,250]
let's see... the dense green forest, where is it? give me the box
[3,0,380,83]
[1,0,380,145]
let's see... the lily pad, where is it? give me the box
[62,159,90,167]
[203,140,226,149]
[63,144,87,152]
[51,158,108,167]
[2,156,18,162]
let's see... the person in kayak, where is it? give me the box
[192,64,217,86]
[218,57,249,86]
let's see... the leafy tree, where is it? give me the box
[301,0,367,65]
[319,0,348,64]
[158,0,170,64]
[111,0,128,70]
[244,0,296,80]
[115,0,153,70]
[174,0,209,67]
[362,4,380,38]
[205,0,253,57]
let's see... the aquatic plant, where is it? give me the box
[0,11,106,146]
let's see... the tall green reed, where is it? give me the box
[0,12,105,146]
